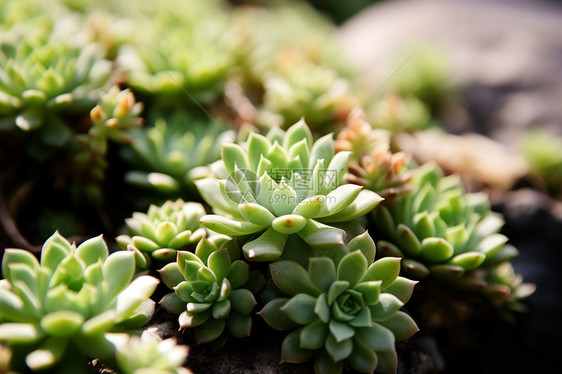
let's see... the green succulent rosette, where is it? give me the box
[116,0,232,105]
[107,329,190,374]
[0,232,159,372]
[373,162,517,281]
[259,234,418,374]
[159,238,259,344]
[122,111,233,195]
[0,37,110,146]
[116,199,207,269]
[196,119,383,262]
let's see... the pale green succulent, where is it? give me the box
[373,162,517,281]
[0,232,159,372]
[260,63,355,131]
[159,238,258,344]
[197,119,383,262]
[521,130,562,199]
[0,37,110,147]
[367,93,433,136]
[259,234,418,374]
[116,199,207,269]
[482,262,536,314]
[122,111,233,195]
[107,329,191,374]
[116,0,232,105]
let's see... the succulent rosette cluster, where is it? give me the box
[197,119,383,261]
[159,238,260,344]
[107,329,191,374]
[122,111,233,194]
[373,162,517,282]
[0,232,159,372]
[335,112,411,200]
[117,199,207,269]
[259,234,418,374]
[0,37,110,146]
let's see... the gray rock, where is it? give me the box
[339,0,562,147]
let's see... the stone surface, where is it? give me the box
[339,0,562,147]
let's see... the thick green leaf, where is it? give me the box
[281,329,315,363]
[159,262,184,289]
[375,350,398,374]
[199,215,265,236]
[258,298,300,331]
[420,237,454,263]
[308,133,334,170]
[298,219,345,249]
[2,249,39,280]
[337,250,367,287]
[361,257,401,287]
[284,118,313,150]
[327,281,350,305]
[354,281,381,306]
[378,311,419,341]
[349,337,378,374]
[402,259,430,278]
[348,231,376,264]
[450,252,486,270]
[212,299,231,319]
[247,132,271,170]
[222,143,249,174]
[25,337,68,371]
[314,349,344,374]
[315,294,331,323]
[208,250,231,283]
[329,320,354,343]
[243,228,288,261]
[194,318,226,344]
[369,294,403,322]
[238,202,276,226]
[319,190,383,223]
[270,261,321,296]
[281,294,317,325]
[308,257,337,293]
[226,311,252,338]
[272,214,308,234]
[228,289,256,315]
[0,323,41,343]
[355,324,395,352]
[395,224,422,256]
[325,334,352,362]
[292,195,326,219]
[383,277,417,304]
[103,251,135,302]
[40,311,84,337]
[300,319,329,350]
[159,293,186,315]
[316,184,362,218]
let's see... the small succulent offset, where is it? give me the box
[373,162,517,282]
[116,199,207,269]
[0,232,159,372]
[0,37,110,147]
[197,119,383,261]
[122,111,233,195]
[259,234,418,374]
[335,112,411,200]
[107,329,191,374]
[159,238,258,344]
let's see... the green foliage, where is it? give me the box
[197,119,383,261]
[0,37,110,146]
[108,329,190,374]
[160,238,261,344]
[336,112,412,200]
[0,232,159,372]
[117,199,207,269]
[521,130,562,198]
[122,111,233,195]
[259,237,418,374]
[372,162,528,306]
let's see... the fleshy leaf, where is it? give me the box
[281,329,314,363]
[361,257,401,287]
[281,294,317,325]
[258,298,300,331]
[337,250,367,287]
[270,261,321,297]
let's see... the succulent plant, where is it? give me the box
[521,130,562,199]
[260,63,355,131]
[107,329,191,374]
[0,232,159,372]
[335,112,411,200]
[259,233,418,374]
[481,262,536,314]
[116,0,232,105]
[0,36,110,148]
[122,110,233,195]
[196,119,383,262]
[372,162,517,281]
[367,93,432,136]
[116,199,207,269]
[159,238,259,344]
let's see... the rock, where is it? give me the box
[339,0,562,147]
